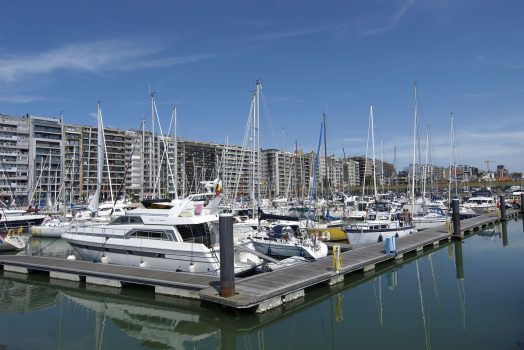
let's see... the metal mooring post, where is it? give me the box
[219,213,235,297]
[499,195,506,220]
[452,199,462,238]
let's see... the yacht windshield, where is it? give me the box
[108,216,143,225]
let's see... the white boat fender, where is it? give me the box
[139,261,146,268]
[67,255,77,260]
[101,256,109,264]
[188,263,196,273]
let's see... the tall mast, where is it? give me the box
[251,81,262,218]
[394,145,398,188]
[370,105,377,199]
[140,115,145,201]
[448,112,455,207]
[323,112,328,201]
[70,146,75,209]
[422,128,429,203]
[380,139,384,194]
[150,91,154,198]
[256,82,261,204]
[60,111,65,215]
[411,81,418,215]
[173,105,178,200]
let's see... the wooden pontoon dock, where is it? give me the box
[0,209,519,313]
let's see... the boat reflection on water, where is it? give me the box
[61,290,221,350]
[24,236,75,258]
[0,221,520,350]
[0,274,226,350]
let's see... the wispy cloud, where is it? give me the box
[0,94,60,103]
[357,0,417,36]
[0,38,214,82]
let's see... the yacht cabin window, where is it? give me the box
[108,216,143,225]
[176,224,211,245]
[128,230,172,240]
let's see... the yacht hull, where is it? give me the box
[62,233,260,276]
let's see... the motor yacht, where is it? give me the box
[62,201,263,276]
[0,209,46,229]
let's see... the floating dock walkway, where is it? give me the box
[0,209,519,313]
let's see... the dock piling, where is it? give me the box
[452,199,462,238]
[521,193,524,214]
[500,196,506,220]
[219,213,235,298]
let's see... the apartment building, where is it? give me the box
[63,125,82,205]
[28,116,63,209]
[0,114,30,206]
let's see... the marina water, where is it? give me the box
[1,217,523,349]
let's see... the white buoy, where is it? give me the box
[188,263,195,273]
[101,256,109,264]
[66,255,76,260]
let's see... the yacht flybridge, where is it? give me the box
[62,203,263,276]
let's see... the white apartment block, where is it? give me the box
[0,114,30,207]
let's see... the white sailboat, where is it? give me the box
[246,82,328,259]
[344,105,415,245]
[0,226,26,251]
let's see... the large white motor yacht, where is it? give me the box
[61,202,263,276]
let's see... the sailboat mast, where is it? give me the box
[251,81,262,218]
[256,82,261,204]
[411,81,418,215]
[422,128,429,203]
[448,112,455,207]
[394,145,398,188]
[140,115,145,201]
[70,145,76,212]
[370,105,377,199]
[99,109,114,204]
[150,91,154,198]
[380,139,384,194]
[323,112,328,201]
[173,105,178,200]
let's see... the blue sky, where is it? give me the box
[1,0,523,172]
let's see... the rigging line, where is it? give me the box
[416,259,431,350]
[98,105,114,204]
[0,159,18,207]
[232,97,255,211]
[93,235,110,263]
[260,89,278,149]
[109,144,135,216]
[153,101,177,195]
[31,236,62,256]
[428,253,440,304]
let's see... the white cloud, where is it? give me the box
[0,94,60,103]
[0,38,212,82]
[358,0,417,36]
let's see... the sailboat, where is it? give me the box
[0,225,26,251]
[241,82,328,259]
[344,105,415,245]
[410,127,448,231]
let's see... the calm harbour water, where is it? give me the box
[1,218,524,350]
